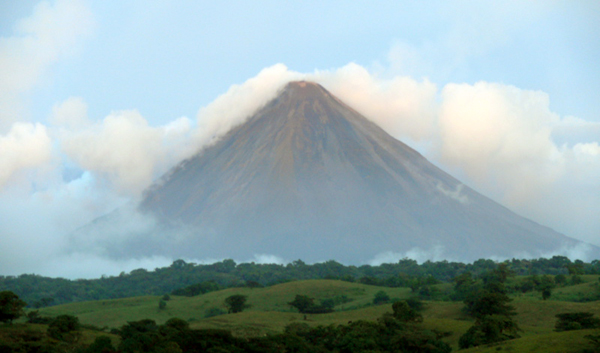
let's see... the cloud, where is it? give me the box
[436,183,469,204]
[368,245,448,266]
[0,170,127,277]
[0,0,94,131]
[438,82,564,204]
[248,254,287,265]
[50,96,90,129]
[312,63,438,143]
[60,108,194,196]
[193,64,302,148]
[0,122,53,189]
[431,81,599,246]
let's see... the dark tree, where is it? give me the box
[459,264,519,348]
[452,271,475,300]
[288,295,315,314]
[392,300,423,323]
[118,319,161,353]
[47,314,80,341]
[538,275,555,300]
[0,291,26,324]
[224,294,249,313]
[373,290,390,305]
[555,312,600,331]
[86,336,115,353]
[554,274,567,286]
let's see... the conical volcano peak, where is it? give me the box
[281,80,330,101]
[130,80,596,263]
[286,80,322,90]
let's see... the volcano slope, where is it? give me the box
[128,81,595,263]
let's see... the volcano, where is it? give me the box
[129,81,591,263]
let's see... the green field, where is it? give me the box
[24,277,599,352]
[38,280,412,329]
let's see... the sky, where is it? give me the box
[1,0,599,279]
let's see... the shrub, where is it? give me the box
[204,307,226,318]
[47,314,80,341]
[555,312,600,331]
[225,295,249,313]
[373,291,390,305]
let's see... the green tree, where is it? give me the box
[537,275,555,300]
[118,319,160,353]
[86,336,115,353]
[452,271,476,300]
[555,312,600,331]
[373,290,390,305]
[459,315,520,349]
[159,299,167,310]
[288,295,315,314]
[392,300,423,323]
[554,274,567,286]
[47,314,80,341]
[224,294,249,313]
[459,265,519,348]
[0,291,26,324]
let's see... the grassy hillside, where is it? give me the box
[38,280,412,329]
[33,277,600,352]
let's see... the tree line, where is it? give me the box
[1,256,598,307]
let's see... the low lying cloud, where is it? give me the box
[368,246,448,266]
[436,183,470,204]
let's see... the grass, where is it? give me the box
[38,280,412,329]
[0,322,120,349]
[460,329,598,353]
[33,278,600,352]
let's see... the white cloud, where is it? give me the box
[50,96,90,129]
[368,245,448,266]
[312,63,438,143]
[194,64,302,148]
[60,109,194,196]
[438,82,564,205]
[248,254,287,265]
[0,122,53,189]
[436,183,469,204]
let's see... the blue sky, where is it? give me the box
[1,0,599,278]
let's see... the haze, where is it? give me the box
[1,1,599,278]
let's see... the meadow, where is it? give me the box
[25,276,600,352]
